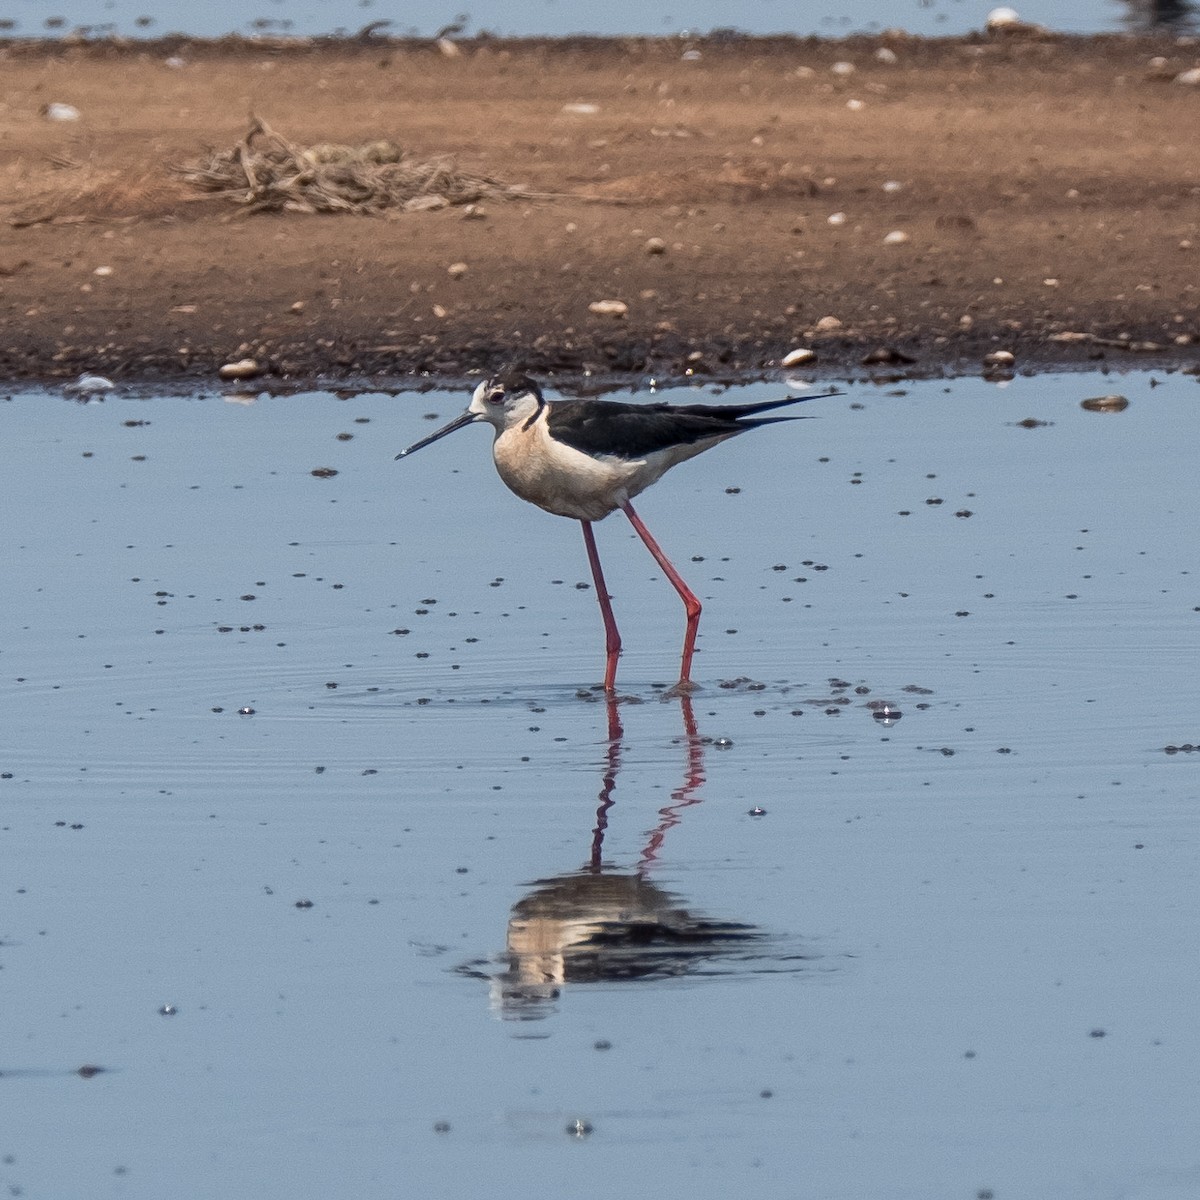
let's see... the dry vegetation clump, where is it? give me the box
[176,117,541,215]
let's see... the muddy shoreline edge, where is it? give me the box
[3,32,1198,390]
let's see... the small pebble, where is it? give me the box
[42,102,80,121]
[644,237,667,255]
[64,373,115,397]
[218,358,261,381]
[589,299,628,317]
[782,347,816,367]
[986,6,1022,29]
[882,230,909,245]
[984,350,1015,367]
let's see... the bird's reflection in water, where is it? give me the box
[460,694,814,1020]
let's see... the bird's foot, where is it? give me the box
[664,679,699,698]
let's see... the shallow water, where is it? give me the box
[7,0,1195,39]
[2,370,1198,1198]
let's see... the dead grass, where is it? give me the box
[175,116,543,215]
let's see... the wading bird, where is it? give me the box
[395,368,836,692]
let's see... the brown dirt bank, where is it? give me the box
[2,32,1199,389]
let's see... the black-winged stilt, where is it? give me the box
[395,368,837,692]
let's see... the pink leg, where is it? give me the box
[620,500,702,691]
[581,520,622,692]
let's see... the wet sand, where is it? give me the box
[2,32,1198,385]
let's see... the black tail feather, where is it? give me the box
[681,390,841,421]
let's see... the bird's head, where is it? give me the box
[394,370,544,460]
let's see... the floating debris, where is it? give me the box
[1081,394,1129,412]
[177,117,542,217]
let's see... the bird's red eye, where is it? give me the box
[487,390,506,405]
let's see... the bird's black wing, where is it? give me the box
[546,394,828,459]
[546,400,747,459]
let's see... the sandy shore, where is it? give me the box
[2,32,1198,387]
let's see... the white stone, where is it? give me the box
[986,7,1021,29]
[589,300,628,317]
[218,358,261,381]
[782,348,816,367]
[64,373,115,396]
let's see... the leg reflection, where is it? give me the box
[638,693,706,870]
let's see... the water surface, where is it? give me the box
[5,0,1195,39]
[2,370,1198,1198]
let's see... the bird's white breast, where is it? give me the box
[491,408,735,521]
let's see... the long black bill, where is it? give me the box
[394,410,479,460]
